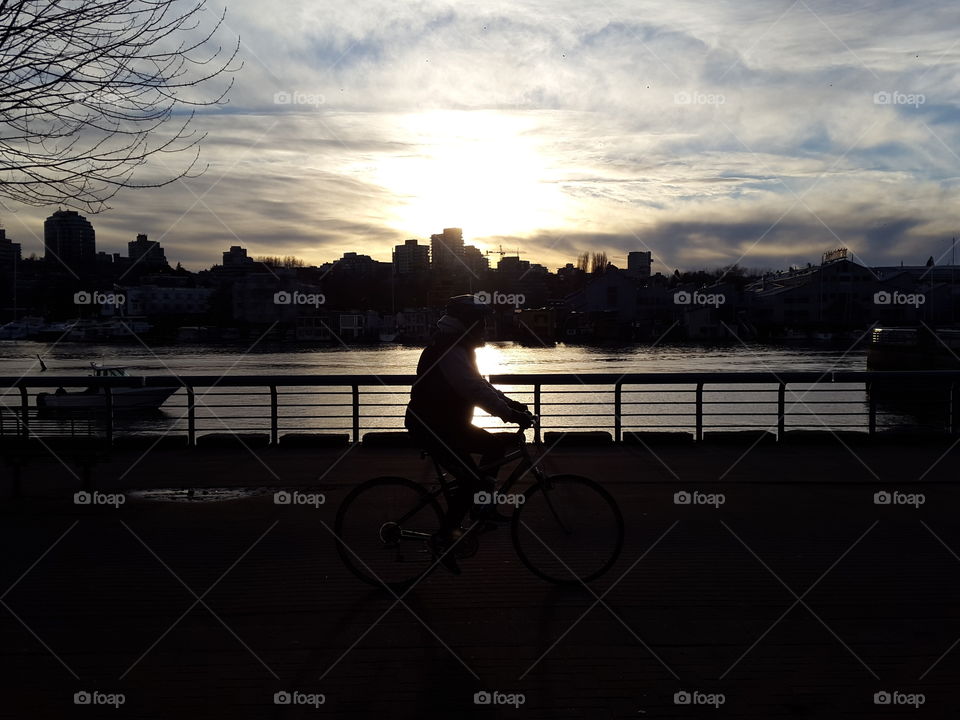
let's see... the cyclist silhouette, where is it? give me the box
[405,294,533,573]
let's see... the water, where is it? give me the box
[0,340,905,438]
[0,340,868,376]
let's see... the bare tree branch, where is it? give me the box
[0,0,240,211]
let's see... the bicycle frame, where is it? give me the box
[396,426,546,540]
[434,427,546,496]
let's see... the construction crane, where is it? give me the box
[483,244,521,259]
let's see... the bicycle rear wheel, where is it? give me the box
[511,474,624,585]
[334,476,443,590]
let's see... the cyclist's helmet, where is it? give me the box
[445,294,491,326]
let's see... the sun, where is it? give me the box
[371,110,570,241]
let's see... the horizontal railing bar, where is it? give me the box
[5,370,960,389]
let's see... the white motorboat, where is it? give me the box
[0,321,30,339]
[36,364,180,410]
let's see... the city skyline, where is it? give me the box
[5,210,959,278]
[1,1,959,275]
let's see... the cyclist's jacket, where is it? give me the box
[406,316,513,433]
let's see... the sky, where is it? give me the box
[3,0,960,274]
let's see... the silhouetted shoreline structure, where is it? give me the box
[2,214,960,345]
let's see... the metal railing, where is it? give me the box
[1,371,958,446]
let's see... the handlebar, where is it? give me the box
[514,415,539,434]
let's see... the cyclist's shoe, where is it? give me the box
[428,529,464,576]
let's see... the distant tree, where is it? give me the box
[575,252,590,273]
[0,0,239,211]
[714,263,746,280]
[255,255,305,269]
[589,251,608,274]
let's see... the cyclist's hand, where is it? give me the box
[507,409,534,428]
[506,398,530,414]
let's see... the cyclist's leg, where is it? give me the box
[462,426,518,476]
[407,418,483,534]
[439,447,482,533]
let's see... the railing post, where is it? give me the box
[695,382,704,442]
[952,382,960,435]
[533,383,542,444]
[614,382,623,443]
[187,386,196,447]
[867,381,876,435]
[270,385,278,445]
[777,382,786,441]
[352,384,360,443]
[104,386,113,447]
[19,386,28,439]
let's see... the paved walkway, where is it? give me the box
[2,439,960,718]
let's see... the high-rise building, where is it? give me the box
[44,209,95,275]
[336,251,383,274]
[393,239,430,275]
[128,233,167,268]
[627,251,652,279]
[430,228,464,271]
[223,245,254,266]
[463,245,489,275]
[0,229,21,270]
[497,256,530,275]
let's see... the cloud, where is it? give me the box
[2,0,959,275]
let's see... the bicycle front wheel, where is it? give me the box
[511,474,624,585]
[334,476,443,591]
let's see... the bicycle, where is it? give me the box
[334,419,624,590]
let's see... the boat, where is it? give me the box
[0,321,30,339]
[866,327,960,425]
[36,364,180,410]
[867,326,960,370]
[34,320,77,341]
[103,317,153,338]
